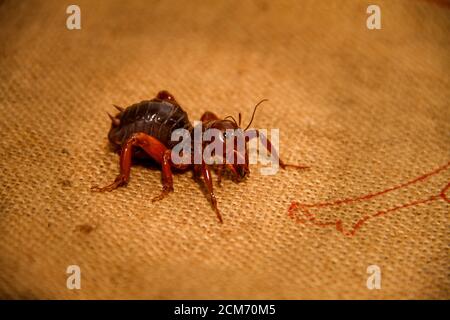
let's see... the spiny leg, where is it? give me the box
[245,129,309,170]
[92,132,177,202]
[216,163,225,186]
[91,137,134,192]
[135,136,190,202]
[151,150,174,202]
[199,162,223,223]
[215,163,242,185]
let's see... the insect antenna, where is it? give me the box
[224,115,238,126]
[244,99,268,131]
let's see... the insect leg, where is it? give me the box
[91,134,135,192]
[129,133,179,202]
[200,162,223,223]
[216,163,226,186]
[149,148,191,202]
[92,132,177,201]
[245,129,309,170]
[151,149,174,202]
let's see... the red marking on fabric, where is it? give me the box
[288,161,450,236]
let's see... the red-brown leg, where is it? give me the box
[216,163,225,186]
[245,129,309,170]
[199,162,223,223]
[151,150,174,202]
[92,133,176,201]
[215,163,241,185]
[91,137,134,192]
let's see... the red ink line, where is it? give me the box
[288,161,450,236]
[440,181,450,202]
[302,161,450,208]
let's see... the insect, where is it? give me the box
[92,90,307,223]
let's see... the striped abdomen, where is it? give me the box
[108,100,192,149]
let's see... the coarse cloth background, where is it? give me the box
[0,0,449,299]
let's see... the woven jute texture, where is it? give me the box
[0,0,449,299]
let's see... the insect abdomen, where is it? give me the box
[108,100,192,149]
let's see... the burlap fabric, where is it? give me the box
[0,0,449,299]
